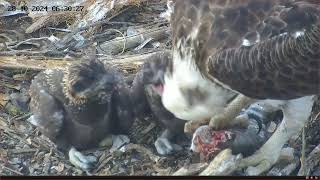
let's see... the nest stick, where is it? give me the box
[0,50,168,72]
[200,149,242,176]
[98,27,169,55]
[172,163,208,176]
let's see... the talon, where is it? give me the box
[244,105,266,134]
[155,137,173,155]
[109,134,130,152]
[244,110,263,134]
[237,148,280,175]
[233,114,250,128]
[99,135,113,147]
[209,115,228,129]
[253,117,263,134]
[184,122,193,133]
[155,137,182,155]
[68,147,97,171]
[184,119,209,134]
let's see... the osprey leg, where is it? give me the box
[184,95,254,133]
[209,95,255,129]
[238,96,314,175]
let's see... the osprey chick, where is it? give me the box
[28,59,133,171]
[130,51,187,155]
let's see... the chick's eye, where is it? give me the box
[72,81,86,92]
[86,75,96,82]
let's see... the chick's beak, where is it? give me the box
[96,75,116,91]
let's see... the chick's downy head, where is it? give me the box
[63,59,116,104]
[142,52,172,96]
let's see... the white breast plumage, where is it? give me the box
[162,49,236,121]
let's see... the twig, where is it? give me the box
[12,113,32,121]
[98,28,127,55]
[55,6,136,51]
[314,112,320,121]
[3,128,40,148]
[298,143,320,175]
[47,27,72,32]
[97,21,138,26]
[0,49,78,57]
[173,163,208,176]
[84,6,137,32]
[94,155,113,174]
[0,164,24,175]
[101,49,168,60]
[7,37,50,47]
[71,7,133,34]
[125,143,162,163]
[0,121,15,134]
[0,50,169,72]
[98,26,169,55]
[0,56,71,72]
[200,149,242,176]
[1,117,57,156]
[9,148,39,154]
[300,126,306,175]
[267,160,299,176]
[140,122,156,135]
[8,113,32,123]
[0,115,8,123]
[153,165,172,176]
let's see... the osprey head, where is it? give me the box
[63,59,116,104]
[142,52,171,96]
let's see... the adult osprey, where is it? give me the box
[28,59,133,171]
[161,0,320,175]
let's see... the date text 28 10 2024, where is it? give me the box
[7,5,84,12]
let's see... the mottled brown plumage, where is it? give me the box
[209,26,319,99]
[171,0,320,99]
[28,59,133,170]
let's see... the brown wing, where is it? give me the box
[173,0,295,47]
[207,1,320,100]
[172,0,320,99]
[29,70,65,139]
[209,25,320,100]
[172,0,284,68]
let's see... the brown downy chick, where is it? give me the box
[130,51,187,155]
[28,59,133,171]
